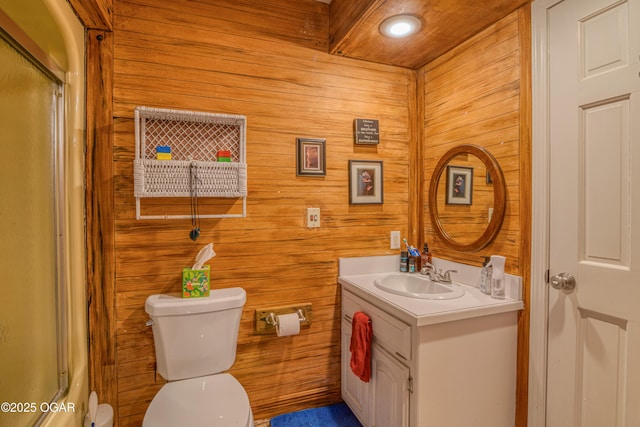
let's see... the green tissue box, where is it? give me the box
[182,265,210,298]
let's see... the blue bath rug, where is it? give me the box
[270,402,362,427]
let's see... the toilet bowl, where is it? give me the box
[143,374,252,427]
[143,288,252,427]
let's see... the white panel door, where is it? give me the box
[341,318,370,426]
[547,0,640,425]
[370,345,409,427]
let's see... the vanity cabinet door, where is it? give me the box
[341,318,370,426]
[370,344,410,427]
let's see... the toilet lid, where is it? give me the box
[143,373,251,427]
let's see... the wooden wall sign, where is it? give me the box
[354,118,379,145]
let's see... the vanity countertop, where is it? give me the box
[338,255,523,327]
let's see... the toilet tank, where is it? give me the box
[145,287,246,381]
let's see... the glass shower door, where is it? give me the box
[0,29,66,426]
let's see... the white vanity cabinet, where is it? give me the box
[340,284,520,427]
[341,290,411,427]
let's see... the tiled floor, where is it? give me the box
[254,419,270,427]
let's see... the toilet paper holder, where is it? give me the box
[265,309,305,327]
[254,303,312,335]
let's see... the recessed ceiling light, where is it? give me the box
[379,14,422,38]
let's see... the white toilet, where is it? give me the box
[143,287,253,427]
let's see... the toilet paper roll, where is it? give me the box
[276,313,301,337]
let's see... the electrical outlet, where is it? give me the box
[307,208,320,228]
[390,231,401,249]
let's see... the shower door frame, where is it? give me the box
[0,8,69,424]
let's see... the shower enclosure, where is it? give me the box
[0,2,86,425]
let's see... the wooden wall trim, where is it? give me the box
[516,4,532,427]
[328,0,377,54]
[68,0,113,30]
[86,28,117,423]
[409,70,424,246]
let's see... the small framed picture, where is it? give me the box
[296,137,326,176]
[349,160,383,204]
[446,165,473,205]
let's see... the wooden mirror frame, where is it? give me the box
[428,144,506,252]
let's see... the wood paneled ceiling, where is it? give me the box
[327,0,530,69]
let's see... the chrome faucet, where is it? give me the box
[420,262,438,280]
[438,269,458,284]
[420,262,458,283]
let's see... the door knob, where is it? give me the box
[550,272,576,291]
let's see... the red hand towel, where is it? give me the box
[350,311,372,382]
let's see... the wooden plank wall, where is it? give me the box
[111,0,414,425]
[422,10,523,269]
[420,7,531,426]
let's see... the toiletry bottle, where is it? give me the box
[414,247,422,272]
[400,251,409,272]
[479,256,492,295]
[408,256,416,273]
[421,243,432,266]
[413,255,422,273]
[490,255,506,299]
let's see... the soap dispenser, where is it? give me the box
[479,256,492,295]
[490,255,506,299]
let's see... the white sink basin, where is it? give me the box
[374,273,465,300]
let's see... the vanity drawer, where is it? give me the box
[342,290,412,361]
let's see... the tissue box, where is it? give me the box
[182,265,210,298]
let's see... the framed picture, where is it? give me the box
[296,137,326,176]
[446,165,473,205]
[349,160,383,204]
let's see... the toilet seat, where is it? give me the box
[143,373,252,427]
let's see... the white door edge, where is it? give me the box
[530,0,564,426]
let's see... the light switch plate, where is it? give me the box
[390,231,401,249]
[307,207,320,228]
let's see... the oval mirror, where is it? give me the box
[428,144,506,252]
